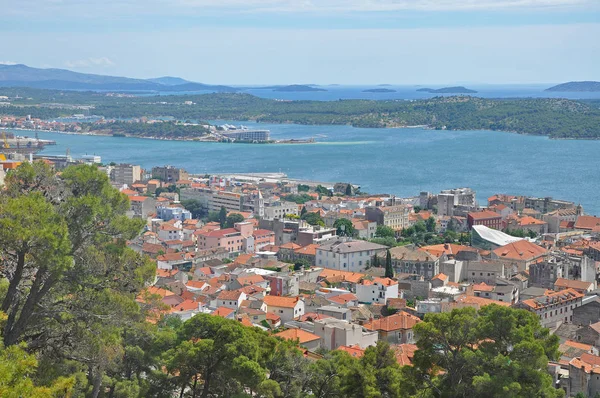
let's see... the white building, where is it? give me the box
[316,239,388,272]
[356,277,399,304]
[263,295,305,323]
[216,291,247,310]
[313,318,378,350]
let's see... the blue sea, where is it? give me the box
[33,121,600,216]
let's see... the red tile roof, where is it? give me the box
[213,307,235,318]
[493,240,547,261]
[468,210,502,220]
[337,344,365,358]
[275,328,320,344]
[263,295,301,308]
[363,311,421,332]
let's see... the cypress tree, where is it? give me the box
[385,249,394,278]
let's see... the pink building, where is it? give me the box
[253,229,275,251]
[196,222,255,254]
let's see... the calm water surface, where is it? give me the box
[33,123,600,215]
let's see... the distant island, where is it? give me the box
[545,81,600,92]
[273,85,327,92]
[417,86,478,94]
[362,88,397,93]
[377,84,393,87]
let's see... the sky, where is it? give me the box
[0,0,599,84]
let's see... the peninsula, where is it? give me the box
[1,88,600,139]
[545,81,600,92]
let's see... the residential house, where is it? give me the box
[382,245,440,280]
[314,318,379,350]
[568,353,600,397]
[196,222,254,254]
[263,295,305,323]
[554,278,595,295]
[363,311,421,344]
[274,328,321,351]
[356,277,399,304]
[216,290,247,310]
[491,240,548,273]
[576,322,600,347]
[573,298,600,326]
[129,196,157,219]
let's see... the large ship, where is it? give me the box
[0,131,56,155]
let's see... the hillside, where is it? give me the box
[1,88,599,139]
[0,64,237,92]
[545,81,600,92]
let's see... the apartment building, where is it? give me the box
[110,163,142,186]
[365,205,410,232]
[151,165,189,183]
[517,288,584,329]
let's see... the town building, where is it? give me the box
[316,240,387,272]
[313,318,378,350]
[517,288,584,329]
[355,277,399,304]
[263,295,305,323]
[157,205,192,221]
[151,165,189,184]
[110,163,142,187]
[467,210,502,230]
[437,188,477,217]
[365,205,410,232]
[383,245,440,280]
[363,311,421,344]
[196,222,254,254]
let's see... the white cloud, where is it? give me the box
[0,61,18,65]
[64,57,115,68]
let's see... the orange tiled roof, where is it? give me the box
[454,294,511,308]
[218,290,243,301]
[363,311,421,332]
[473,282,495,292]
[318,268,365,284]
[468,210,501,220]
[213,307,235,318]
[554,278,593,291]
[337,345,365,358]
[521,288,583,310]
[328,293,357,305]
[493,240,547,261]
[575,216,600,231]
[263,295,301,308]
[275,328,320,344]
[171,300,199,312]
[432,273,448,282]
[236,274,265,286]
[393,344,418,366]
[294,244,319,256]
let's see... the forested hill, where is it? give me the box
[546,81,600,92]
[2,89,600,139]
